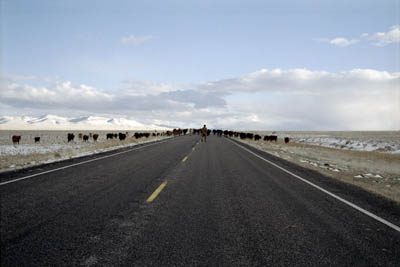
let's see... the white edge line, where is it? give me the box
[0,139,171,187]
[227,138,400,233]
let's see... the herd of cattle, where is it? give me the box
[208,130,289,143]
[11,131,164,145]
[10,129,290,144]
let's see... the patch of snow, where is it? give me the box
[0,144,84,156]
[295,136,400,154]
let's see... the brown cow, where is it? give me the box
[83,135,89,142]
[12,135,21,144]
[172,128,183,136]
[93,134,99,141]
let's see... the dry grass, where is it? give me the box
[237,138,400,203]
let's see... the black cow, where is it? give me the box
[119,133,126,141]
[284,137,290,143]
[270,135,278,142]
[34,137,40,143]
[68,133,75,142]
[83,135,89,142]
[246,133,254,139]
[254,134,262,141]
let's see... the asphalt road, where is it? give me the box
[1,135,399,266]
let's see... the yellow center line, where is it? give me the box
[146,181,167,202]
[182,156,188,162]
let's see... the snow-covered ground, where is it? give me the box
[0,130,171,173]
[295,136,400,154]
[255,131,400,154]
[0,143,86,156]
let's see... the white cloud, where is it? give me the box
[1,69,399,130]
[0,79,113,110]
[200,68,399,94]
[315,25,400,47]
[361,25,400,46]
[313,37,358,47]
[329,37,359,47]
[120,35,156,45]
[120,79,178,95]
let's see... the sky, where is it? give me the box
[1,0,399,130]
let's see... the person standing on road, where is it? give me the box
[201,124,207,142]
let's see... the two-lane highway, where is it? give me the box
[1,135,399,266]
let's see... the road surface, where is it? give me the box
[1,135,399,266]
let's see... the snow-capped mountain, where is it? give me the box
[0,114,170,130]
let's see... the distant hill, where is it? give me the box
[0,114,170,130]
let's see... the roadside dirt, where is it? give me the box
[237,138,400,203]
